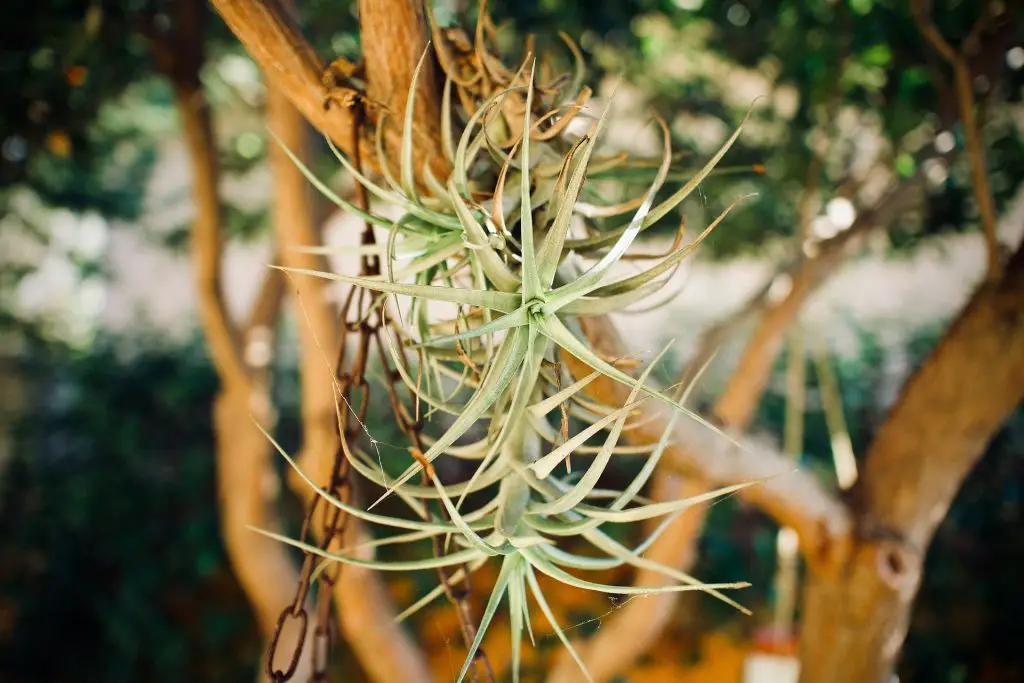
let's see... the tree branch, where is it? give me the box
[714,176,923,425]
[145,6,314,681]
[209,0,449,180]
[912,0,1002,278]
[862,239,1024,550]
[678,278,773,390]
[210,0,363,155]
[359,0,446,174]
[144,0,251,393]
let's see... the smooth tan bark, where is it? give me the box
[358,0,446,175]
[210,0,362,157]
[798,242,1024,683]
[145,4,318,679]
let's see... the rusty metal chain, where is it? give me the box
[267,100,495,683]
[266,102,372,683]
[374,318,496,683]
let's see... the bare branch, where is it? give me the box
[210,0,364,156]
[209,0,449,180]
[142,0,251,394]
[143,0,252,393]
[144,8,316,681]
[178,89,252,393]
[912,0,1002,278]
[678,279,773,389]
[714,177,923,425]
[266,88,340,477]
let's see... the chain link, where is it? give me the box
[266,98,495,683]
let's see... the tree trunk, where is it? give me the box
[798,242,1024,683]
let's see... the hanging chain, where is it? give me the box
[266,97,495,683]
[265,102,372,683]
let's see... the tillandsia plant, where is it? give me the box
[255,16,758,683]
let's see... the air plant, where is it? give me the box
[255,17,757,683]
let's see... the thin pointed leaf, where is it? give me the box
[441,73,456,163]
[581,527,751,614]
[519,61,543,300]
[272,265,520,312]
[455,554,518,683]
[587,196,749,298]
[396,556,488,623]
[508,570,525,683]
[529,371,599,416]
[413,306,528,348]
[402,44,432,202]
[642,104,754,227]
[524,564,595,683]
[559,279,669,316]
[270,133,390,227]
[253,526,485,571]
[581,481,757,523]
[325,135,461,230]
[372,327,529,504]
[522,547,740,596]
[519,473,751,613]
[539,316,742,449]
[448,176,521,292]
[529,395,647,480]
[533,343,670,514]
[256,420,478,533]
[536,96,616,287]
[545,118,672,310]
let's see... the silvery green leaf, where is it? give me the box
[269,132,391,227]
[252,526,485,571]
[272,265,521,313]
[524,564,595,683]
[454,554,518,683]
[395,556,488,623]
